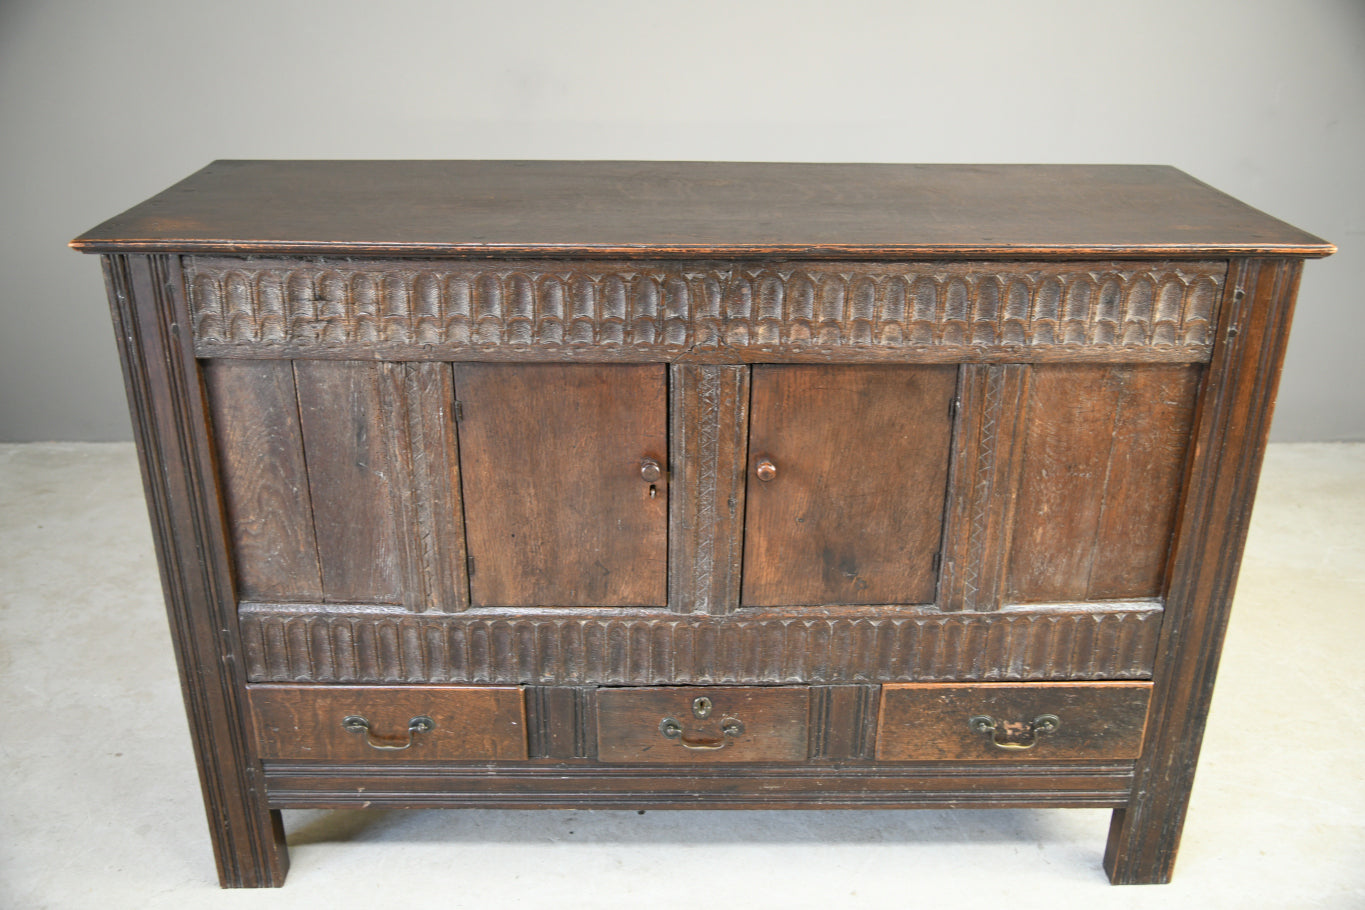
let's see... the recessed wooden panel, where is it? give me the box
[596,687,810,763]
[294,361,402,603]
[742,365,957,606]
[248,685,526,761]
[205,360,323,601]
[877,683,1151,762]
[1007,365,1200,603]
[454,363,668,607]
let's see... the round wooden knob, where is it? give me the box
[640,457,662,483]
[756,459,777,482]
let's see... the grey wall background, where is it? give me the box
[2,0,1361,442]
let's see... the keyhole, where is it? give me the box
[649,484,657,499]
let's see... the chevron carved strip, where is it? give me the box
[187,258,1225,361]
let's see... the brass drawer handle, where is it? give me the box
[659,695,745,750]
[755,458,778,482]
[968,714,1060,751]
[659,716,745,750]
[341,714,435,751]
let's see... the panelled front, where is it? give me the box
[198,256,1221,688]
[82,162,1329,888]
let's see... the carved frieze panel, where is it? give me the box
[187,258,1225,362]
[238,603,1162,685]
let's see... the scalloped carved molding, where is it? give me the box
[187,258,1225,362]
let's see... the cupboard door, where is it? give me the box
[454,363,668,607]
[1006,364,1200,603]
[741,365,957,606]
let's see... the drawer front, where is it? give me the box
[876,683,1151,762]
[248,685,527,761]
[596,687,810,763]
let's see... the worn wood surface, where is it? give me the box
[260,760,1138,810]
[937,364,1030,611]
[668,364,749,614]
[877,682,1151,762]
[71,161,1333,258]
[77,163,1329,888]
[104,254,288,887]
[183,257,1228,363]
[596,687,811,763]
[237,602,1163,684]
[1104,259,1304,884]
[809,685,881,761]
[742,364,956,606]
[1006,365,1200,604]
[248,685,526,761]
[292,361,402,603]
[204,360,322,602]
[378,362,468,612]
[453,363,668,607]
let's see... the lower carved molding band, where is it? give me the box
[239,604,1161,684]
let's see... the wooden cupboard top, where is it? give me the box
[70,161,1334,259]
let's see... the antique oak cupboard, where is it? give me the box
[71,161,1333,887]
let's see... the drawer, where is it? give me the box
[248,685,527,761]
[596,687,810,763]
[876,682,1151,762]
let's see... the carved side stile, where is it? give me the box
[104,254,288,887]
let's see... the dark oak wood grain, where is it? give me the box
[237,602,1164,684]
[877,682,1151,762]
[72,161,1333,259]
[76,163,1329,888]
[293,361,403,604]
[183,257,1228,363]
[668,364,750,614]
[453,363,668,607]
[1006,365,1200,604]
[260,760,1139,810]
[248,685,526,761]
[378,362,469,613]
[742,365,956,606]
[937,364,1030,611]
[596,686,811,763]
[1104,259,1304,884]
[204,360,323,602]
[104,254,287,887]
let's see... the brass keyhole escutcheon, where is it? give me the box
[658,695,744,751]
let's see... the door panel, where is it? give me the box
[741,365,957,606]
[454,363,668,607]
[294,361,404,603]
[205,360,324,602]
[1006,364,1200,603]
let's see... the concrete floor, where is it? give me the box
[1,442,1362,909]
